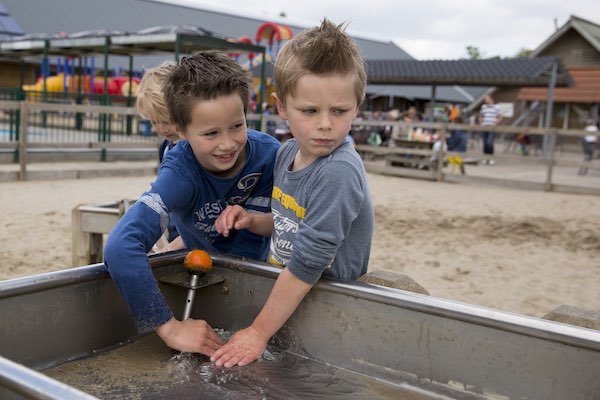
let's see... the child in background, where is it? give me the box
[136,61,181,164]
[136,61,183,252]
[212,19,374,368]
[104,51,280,356]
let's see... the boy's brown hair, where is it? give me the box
[136,61,176,123]
[274,18,366,106]
[164,50,251,131]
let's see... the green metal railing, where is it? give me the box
[0,93,156,149]
[0,100,158,167]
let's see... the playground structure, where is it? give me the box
[0,26,266,154]
[22,69,141,99]
[20,22,292,108]
[229,22,294,108]
[21,53,146,103]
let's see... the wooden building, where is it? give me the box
[491,15,600,129]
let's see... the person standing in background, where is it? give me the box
[578,118,598,175]
[478,94,502,165]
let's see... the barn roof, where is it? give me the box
[365,57,573,87]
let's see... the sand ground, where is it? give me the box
[1,173,598,318]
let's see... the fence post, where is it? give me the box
[544,129,557,191]
[18,102,28,181]
[75,93,83,130]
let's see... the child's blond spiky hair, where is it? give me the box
[274,18,366,106]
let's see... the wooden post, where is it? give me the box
[71,201,124,267]
[72,204,93,267]
[544,129,557,192]
[562,103,570,129]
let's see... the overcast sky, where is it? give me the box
[163,0,600,60]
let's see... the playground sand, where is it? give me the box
[1,173,599,319]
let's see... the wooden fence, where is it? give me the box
[1,100,598,194]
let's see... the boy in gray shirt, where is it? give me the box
[212,18,374,368]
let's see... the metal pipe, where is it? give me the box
[182,274,199,320]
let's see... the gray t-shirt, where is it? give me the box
[269,138,374,284]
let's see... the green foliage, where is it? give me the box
[515,48,533,58]
[466,45,482,60]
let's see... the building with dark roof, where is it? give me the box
[1,0,411,60]
[0,0,483,106]
[0,2,22,40]
[493,15,600,129]
[365,58,571,87]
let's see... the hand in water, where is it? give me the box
[210,325,268,367]
[157,317,223,356]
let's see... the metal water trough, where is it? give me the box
[0,252,599,399]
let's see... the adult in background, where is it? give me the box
[478,95,502,165]
[578,118,598,175]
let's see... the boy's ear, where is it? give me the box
[271,93,288,120]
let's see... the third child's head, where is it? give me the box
[272,19,366,164]
[165,51,251,177]
[136,61,180,143]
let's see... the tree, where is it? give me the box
[515,48,533,58]
[465,45,482,60]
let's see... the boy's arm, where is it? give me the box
[104,169,221,355]
[104,200,174,330]
[210,268,312,367]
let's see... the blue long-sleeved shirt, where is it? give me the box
[104,130,280,332]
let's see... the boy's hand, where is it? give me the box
[162,236,186,252]
[156,317,223,356]
[210,325,268,367]
[214,205,252,237]
[150,236,186,255]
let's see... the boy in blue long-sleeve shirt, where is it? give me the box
[104,51,280,356]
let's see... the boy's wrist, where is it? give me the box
[156,317,177,339]
[250,318,277,342]
[247,213,257,231]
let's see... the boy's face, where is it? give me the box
[179,93,248,177]
[150,119,180,143]
[275,72,359,167]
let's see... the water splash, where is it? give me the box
[45,331,439,399]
